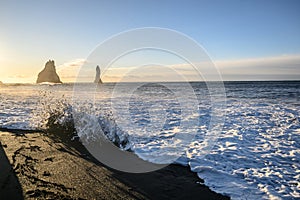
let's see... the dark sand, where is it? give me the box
[0,130,230,199]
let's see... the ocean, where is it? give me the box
[0,81,299,199]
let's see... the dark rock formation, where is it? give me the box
[94,65,103,84]
[36,60,62,84]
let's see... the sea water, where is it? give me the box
[0,81,299,199]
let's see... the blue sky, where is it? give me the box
[0,0,300,82]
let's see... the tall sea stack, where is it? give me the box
[94,65,103,84]
[36,60,62,84]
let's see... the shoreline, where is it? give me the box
[0,130,229,199]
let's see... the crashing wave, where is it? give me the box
[30,91,130,149]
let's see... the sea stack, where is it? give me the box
[36,60,62,84]
[94,65,103,84]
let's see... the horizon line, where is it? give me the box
[1,79,300,85]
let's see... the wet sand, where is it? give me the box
[0,131,229,199]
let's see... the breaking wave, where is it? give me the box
[30,91,130,149]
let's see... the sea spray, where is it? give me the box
[30,91,75,135]
[73,111,129,149]
[30,90,130,149]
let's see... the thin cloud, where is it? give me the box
[215,54,300,75]
[57,59,87,82]
[55,54,300,82]
[167,54,300,80]
[57,59,86,72]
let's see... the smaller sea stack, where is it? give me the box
[94,65,103,84]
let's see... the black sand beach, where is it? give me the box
[0,130,229,200]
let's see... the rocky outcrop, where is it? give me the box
[36,60,62,84]
[94,65,103,84]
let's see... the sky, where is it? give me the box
[0,0,300,83]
